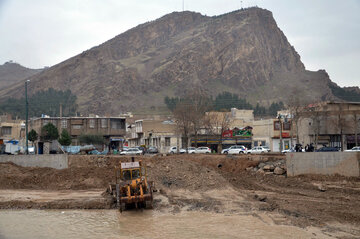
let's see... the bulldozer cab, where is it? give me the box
[117,161,146,183]
[121,168,140,180]
[110,159,153,211]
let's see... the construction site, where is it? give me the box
[0,154,359,238]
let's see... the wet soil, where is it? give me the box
[0,154,359,237]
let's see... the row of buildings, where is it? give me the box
[1,101,359,154]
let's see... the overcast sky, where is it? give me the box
[0,0,359,87]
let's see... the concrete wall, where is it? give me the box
[286,152,360,177]
[0,154,68,169]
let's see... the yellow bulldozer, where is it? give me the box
[108,159,153,211]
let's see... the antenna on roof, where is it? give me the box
[241,0,243,9]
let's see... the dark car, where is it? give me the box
[315,147,340,152]
[147,146,159,154]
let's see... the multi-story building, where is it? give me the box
[252,114,294,152]
[0,114,25,142]
[191,108,254,151]
[297,101,360,150]
[29,116,126,151]
[128,119,178,153]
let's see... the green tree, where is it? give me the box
[58,129,72,146]
[268,101,285,117]
[164,96,181,111]
[214,92,252,111]
[42,123,59,141]
[253,103,267,117]
[0,88,78,119]
[28,129,38,146]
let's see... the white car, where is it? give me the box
[186,147,196,154]
[168,146,186,154]
[345,146,360,152]
[281,148,295,154]
[120,148,142,155]
[195,147,211,154]
[221,148,230,154]
[248,146,271,154]
[227,145,247,154]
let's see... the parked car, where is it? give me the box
[281,148,296,154]
[168,146,186,154]
[345,146,360,152]
[147,146,159,154]
[137,146,146,155]
[247,146,271,154]
[120,148,143,155]
[120,146,129,152]
[186,147,196,154]
[227,145,247,154]
[195,147,211,154]
[315,147,340,152]
[221,148,230,154]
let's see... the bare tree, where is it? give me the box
[353,112,359,147]
[312,111,321,149]
[187,90,211,147]
[334,103,352,151]
[173,101,193,151]
[204,111,231,152]
[287,89,309,146]
[303,104,322,149]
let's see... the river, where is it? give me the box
[0,209,328,239]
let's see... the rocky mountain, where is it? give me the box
[0,61,42,91]
[0,8,351,114]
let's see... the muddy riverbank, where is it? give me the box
[0,154,360,237]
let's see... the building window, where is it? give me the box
[274,121,281,131]
[254,141,258,146]
[111,119,124,129]
[261,141,266,146]
[283,121,291,130]
[1,127,12,135]
[101,119,107,128]
[61,120,67,129]
[89,119,95,128]
[72,125,82,130]
[165,137,170,146]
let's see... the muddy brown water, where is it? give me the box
[0,210,330,239]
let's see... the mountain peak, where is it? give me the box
[0,8,340,114]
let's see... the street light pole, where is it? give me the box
[25,80,29,155]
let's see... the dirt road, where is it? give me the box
[0,154,359,237]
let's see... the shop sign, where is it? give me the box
[222,130,233,138]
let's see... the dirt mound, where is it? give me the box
[147,156,231,191]
[0,162,113,190]
[1,154,360,233]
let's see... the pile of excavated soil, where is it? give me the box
[147,154,258,192]
[0,154,360,234]
[0,154,259,191]
[0,162,113,190]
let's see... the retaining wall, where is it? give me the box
[0,154,68,169]
[286,152,360,177]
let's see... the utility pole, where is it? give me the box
[25,80,29,155]
[182,0,184,11]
